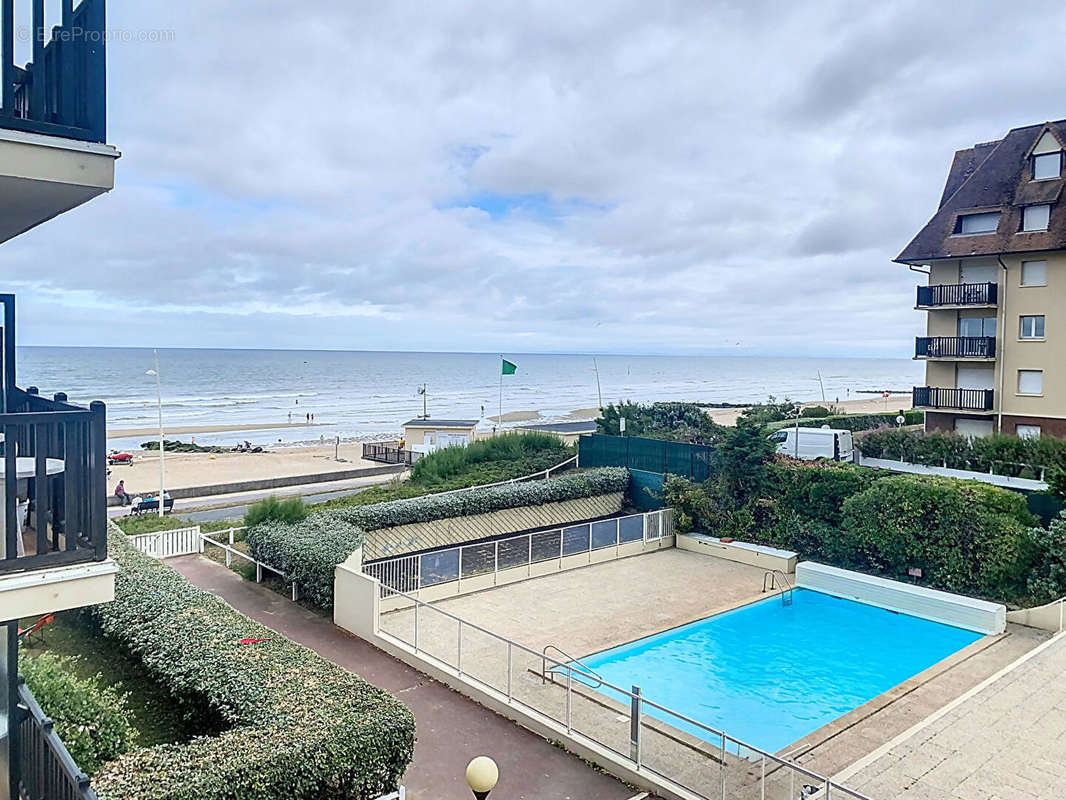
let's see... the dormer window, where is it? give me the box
[1032,152,1062,180]
[954,211,1001,235]
[1021,204,1051,232]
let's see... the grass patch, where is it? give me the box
[21,613,219,748]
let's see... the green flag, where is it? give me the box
[501,359,517,375]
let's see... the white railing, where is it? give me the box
[389,456,578,507]
[372,788,405,800]
[376,587,872,800]
[364,508,672,600]
[198,526,301,600]
[128,525,202,559]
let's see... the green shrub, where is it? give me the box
[410,433,569,484]
[769,461,881,528]
[596,402,722,443]
[858,430,1066,476]
[247,468,630,610]
[89,529,414,800]
[244,495,309,528]
[1027,512,1066,603]
[768,409,923,433]
[19,652,134,776]
[800,406,830,418]
[739,396,800,426]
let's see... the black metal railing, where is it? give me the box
[915,336,996,359]
[16,677,99,800]
[917,282,998,308]
[1,0,107,143]
[913,387,995,412]
[362,442,419,466]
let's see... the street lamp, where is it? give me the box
[146,350,165,518]
[465,756,498,800]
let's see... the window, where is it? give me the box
[1020,315,1046,339]
[1018,370,1044,395]
[1021,260,1048,286]
[1033,152,1062,180]
[1022,204,1051,232]
[1016,425,1042,440]
[958,316,996,338]
[955,212,1001,234]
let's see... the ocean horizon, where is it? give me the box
[16,346,923,449]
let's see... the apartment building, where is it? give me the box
[1,1,119,798]
[898,120,1066,438]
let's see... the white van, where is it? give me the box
[768,427,854,462]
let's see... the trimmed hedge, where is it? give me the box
[90,530,414,800]
[858,430,1066,477]
[767,409,924,433]
[246,468,630,610]
[19,652,134,776]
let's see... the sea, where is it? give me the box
[15,348,922,449]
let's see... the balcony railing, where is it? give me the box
[16,677,99,800]
[915,336,996,359]
[1,0,107,143]
[2,294,107,574]
[913,387,995,412]
[917,282,998,308]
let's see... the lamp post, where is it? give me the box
[465,756,499,800]
[146,351,165,518]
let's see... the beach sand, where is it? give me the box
[108,443,383,494]
[703,395,913,426]
[108,422,321,439]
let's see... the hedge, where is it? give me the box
[767,409,924,433]
[246,468,630,610]
[89,529,414,800]
[858,430,1066,477]
[19,652,134,776]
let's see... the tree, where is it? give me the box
[715,416,775,503]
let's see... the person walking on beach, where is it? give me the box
[288,412,292,424]
[114,480,131,506]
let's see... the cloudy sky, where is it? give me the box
[6,0,1066,356]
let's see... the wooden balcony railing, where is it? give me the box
[916,282,998,308]
[1,0,107,143]
[362,442,420,466]
[913,387,995,412]
[915,336,996,359]
[15,677,98,799]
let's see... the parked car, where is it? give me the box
[768,427,854,462]
[107,451,133,466]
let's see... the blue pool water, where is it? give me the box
[575,589,982,753]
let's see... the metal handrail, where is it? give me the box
[541,643,605,688]
[375,583,873,800]
[762,569,794,605]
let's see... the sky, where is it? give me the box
[5,0,1066,357]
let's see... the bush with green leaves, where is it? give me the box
[800,405,831,418]
[244,495,309,528]
[596,402,722,443]
[1026,512,1066,603]
[410,431,568,484]
[767,409,924,433]
[247,468,630,609]
[858,430,1066,477]
[739,396,800,426]
[19,652,134,776]
[89,529,414,800]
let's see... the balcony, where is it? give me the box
[915,336,996,360]
[0,0,118,244]
[15,677,98,799]
[913,387,995,413]
[916,282,998,309]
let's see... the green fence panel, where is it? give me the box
[1027,491,1064,526]
[579,434,712,482]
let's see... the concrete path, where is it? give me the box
[170,555,639,800]
[838,632,1066,800]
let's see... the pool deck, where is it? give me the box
[379,548,1050,797]
[837,632,1066,800]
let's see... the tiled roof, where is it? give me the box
[897,120,1066,263]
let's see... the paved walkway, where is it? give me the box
[170,555,638,800]
[839,633,1066,800]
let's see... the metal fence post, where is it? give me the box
[413,601,420,652]
[457,619,463,676]
[630,685,642,766]
[494,540,499,585]
[458,546,464,590]
[292,582,299,602]
[416,553,422,594]
[528,533,533,577]
[507,642,513,701]
[226,528,234,567]
[566,669,573,732]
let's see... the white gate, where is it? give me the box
[128,525,203,559]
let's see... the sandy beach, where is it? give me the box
[703,395,912,426]
[108,443,384,494]
[108,422,322,439]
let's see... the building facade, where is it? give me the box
[898,121,1066,438]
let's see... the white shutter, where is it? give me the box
[1018,370,1044,395]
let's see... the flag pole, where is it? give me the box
[498,356,503,431]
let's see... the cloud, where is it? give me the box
[3,0,1065,357]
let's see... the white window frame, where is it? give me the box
[1021,260,1048,287]
[1018,370,1044,396]
[1022,204,1051,232]
[1019,315,1046,340]
[956,212,1001,235]
[1032,152,1062,181]
[1016,425,1042,440]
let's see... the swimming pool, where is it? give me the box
[572,588,982,753]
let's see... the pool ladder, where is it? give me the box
[541,644,605,688]
[762,569,794,606]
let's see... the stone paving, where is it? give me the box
[838,633,1066,800]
